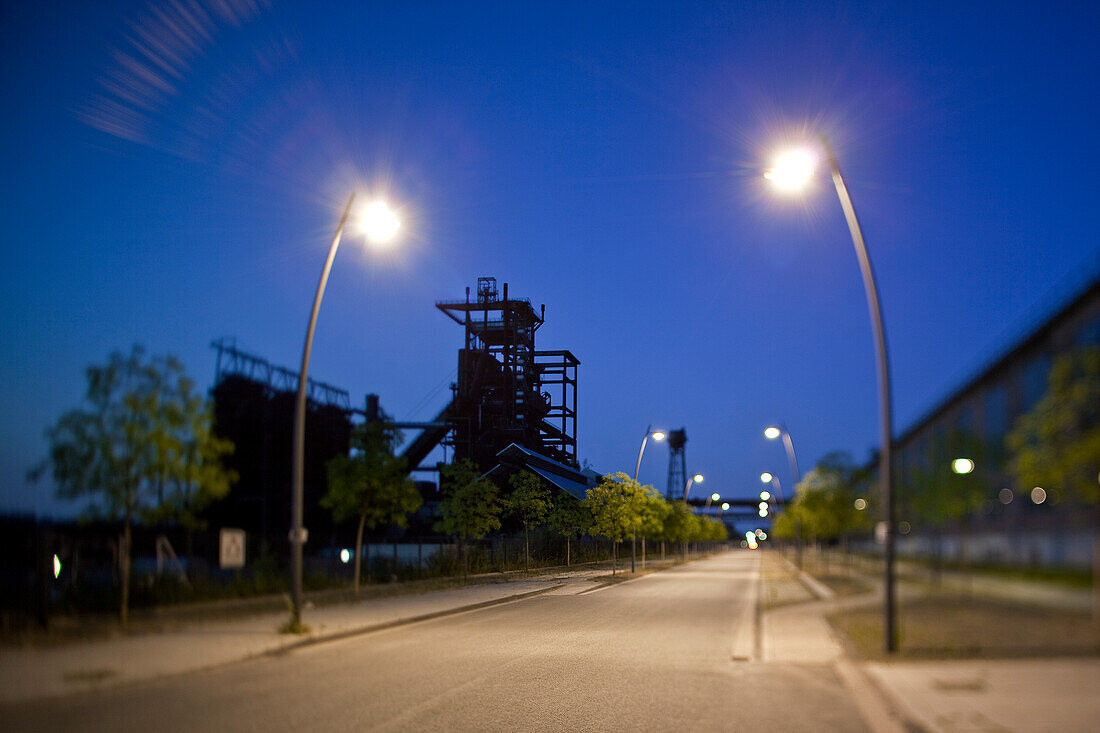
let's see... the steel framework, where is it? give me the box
[432,277,579,472]
[665,428,688,501]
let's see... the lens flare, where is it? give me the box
[764,150,816,191]
[360,200,401,243]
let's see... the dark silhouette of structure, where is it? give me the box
[399,277,580,477]
[207,339,352,558]
[205,279,588,557]
[665,428,688,501]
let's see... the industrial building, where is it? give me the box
[888,262,1100,568]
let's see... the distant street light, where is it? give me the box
[760,473,785,504]
[721,502,730,511]
[765,134,897,653]
[763,424,801,487]
[633,426,666,481]
[952,458,975,475]
[290,193,401,630]
[683,473,704,502]
[632,425,667,573]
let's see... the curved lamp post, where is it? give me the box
[683,473,704,502]
[290,193,401,629]
[764,424,801,486]
[765,135,897,653]
[630,426,666,574]
[634,426,666,480]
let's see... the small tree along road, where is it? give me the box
[507,471,550,572]
[437,460,502,579]
[323,421,421,593]
[30,346,235,626]
[1009,346,1100,631]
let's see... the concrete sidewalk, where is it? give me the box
[759,552,1100,733]
[0,571,612,705]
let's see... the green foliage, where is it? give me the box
[583,472,645,544]
[31,345,236,525]
[29,345,236,624]
[547,494,589,539]
[507,470,551,570]
[436,459,502,541]
[777,452,869,541]
[770,501,803,540]
[508,470,551,529]
[661,500,699,544]
[322,422,421,530]
[1008,347,1100,506]
[905,431,992,529]
[699,516,729,542]
[639,487,671,540]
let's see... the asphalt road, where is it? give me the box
[5,551,870,731]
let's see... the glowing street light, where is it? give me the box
[760,490,771,501]
[633,425,666,481]
[760,472,773,484]
[764,149,817,191]
[765,134,897,653]
[721,502,730,511]
[683,473,704,502]
[952,458,975,475]
[632,425,668,574]
[763,424,801,487]
[359,200,401,243]
[290,193,402,630]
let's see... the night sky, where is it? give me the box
[3,0,1098,519]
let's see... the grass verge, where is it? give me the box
[828,591,1099,660]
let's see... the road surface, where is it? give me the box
[6,551,870,731]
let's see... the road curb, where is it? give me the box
[265,583,566,655]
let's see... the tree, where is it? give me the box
[507,471,551,572]
[661,500,698,561]
[547,494,589,566]
[583,472,643,574]
[905,431,991,577]
[30,346,235,626]
[638,488,670,567]
[322,422,421,593]
[436,460,502,579]
[795,453,865,542]
[1008,346,1100,627]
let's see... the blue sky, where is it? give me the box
[2,0,1098,518]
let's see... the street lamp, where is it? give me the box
[631,426,666,574]
[765,134,897,653]
[951,458,975,475]
[634,426,666,481]
[289,193,401,630]
[683,473,704,502]
[764,424,801,487]
[759,472,785,503]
